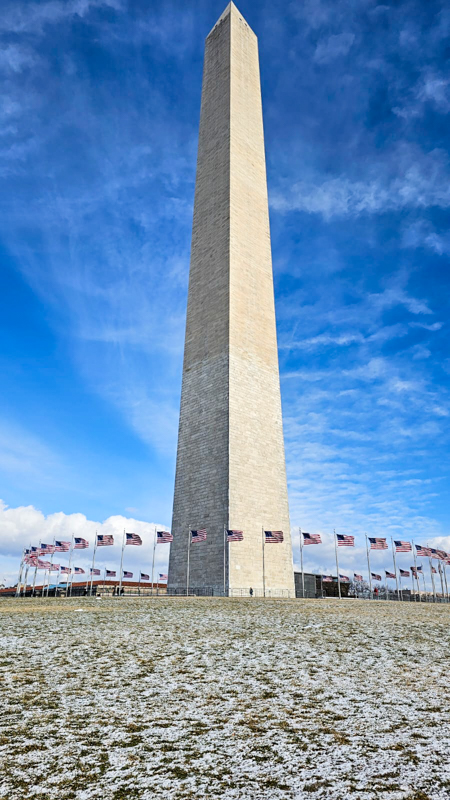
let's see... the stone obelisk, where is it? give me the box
[168,3,295,597]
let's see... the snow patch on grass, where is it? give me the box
[0,598,449,799]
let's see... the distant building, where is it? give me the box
[294,572,350,598]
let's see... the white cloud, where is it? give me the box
[417,75,450,112]
[411,344,431,360]
[0,0,122,34]
[314,32,355,64]
[403,221,450,255]
[368,286,433,315]
[271,148,450,219]
[394,72,450,119]
[0,45,36,73]
[0,500,169,588]
[280,332,364,351]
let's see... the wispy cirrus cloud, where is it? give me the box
[271,146,450,219]
[0,0,123,34]
[313,32,355,64]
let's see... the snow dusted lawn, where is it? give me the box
[0,598,449,800]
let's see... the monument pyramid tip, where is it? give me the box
[207,3,253,37]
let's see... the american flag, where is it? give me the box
[354,573,363,581]
[24,555,37,564]
[90,568,101,575]
[41,543,56,554]
[369,537,388,550]
[227,530,244,542]
[394,540,411,552]
[157,530,173,543]
[385,571,396,579]
[400,569,410,577]
[140,573,150,580]
[436,549,448,560]
[30,546,40,554]
[322,576,333,582]
[431,566,437,574]
[411,565,423,575]
[49,564,60,572]
[416,544,432,557]
[106,569,116,577]
[191,529,207,542]
[371,572,381,581]
[74,537,89,549]
[159,573,168,581]
[74,567,85,574]
[302,532,321,545]
[339,574,350,582]
[123,571,133,578]
[265,530,284,543]
[97,534,114,546]
[55,540,71,552]
[37,560,51,569]
[446,558,450,566]
[337,534,354,547]
[60,566,71,574]
[126,533,142,546]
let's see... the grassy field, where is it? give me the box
[0,597,449,800]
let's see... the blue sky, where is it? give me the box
[1,0,449,585]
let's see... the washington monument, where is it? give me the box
[168,3,295,597]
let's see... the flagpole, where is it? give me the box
[299,528,304,599]
[23,563,30,598]
[421,570,427,600]
[443,563,449,602]
[43,562,50,597]
[186,527,190,597]
[429,557,436,603]
[15,549,25,598]
[262,526,266,598]
[21,544,32,597]
[16,556,24,598]
[438,561,445,601]
[31,539,41,598]
[42,563,49,598]
[365,535,372,599]
[151,526,157,596]
[391,538,400,601]
[138,572,142,596]
[118,529,125,596]
[412,540,420,601]
[46,536,56,598]
[23,542,33,597]
[89,532,98,596]
[334,530,341,600]
[67,533,74,597]
[223,525,227,597]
